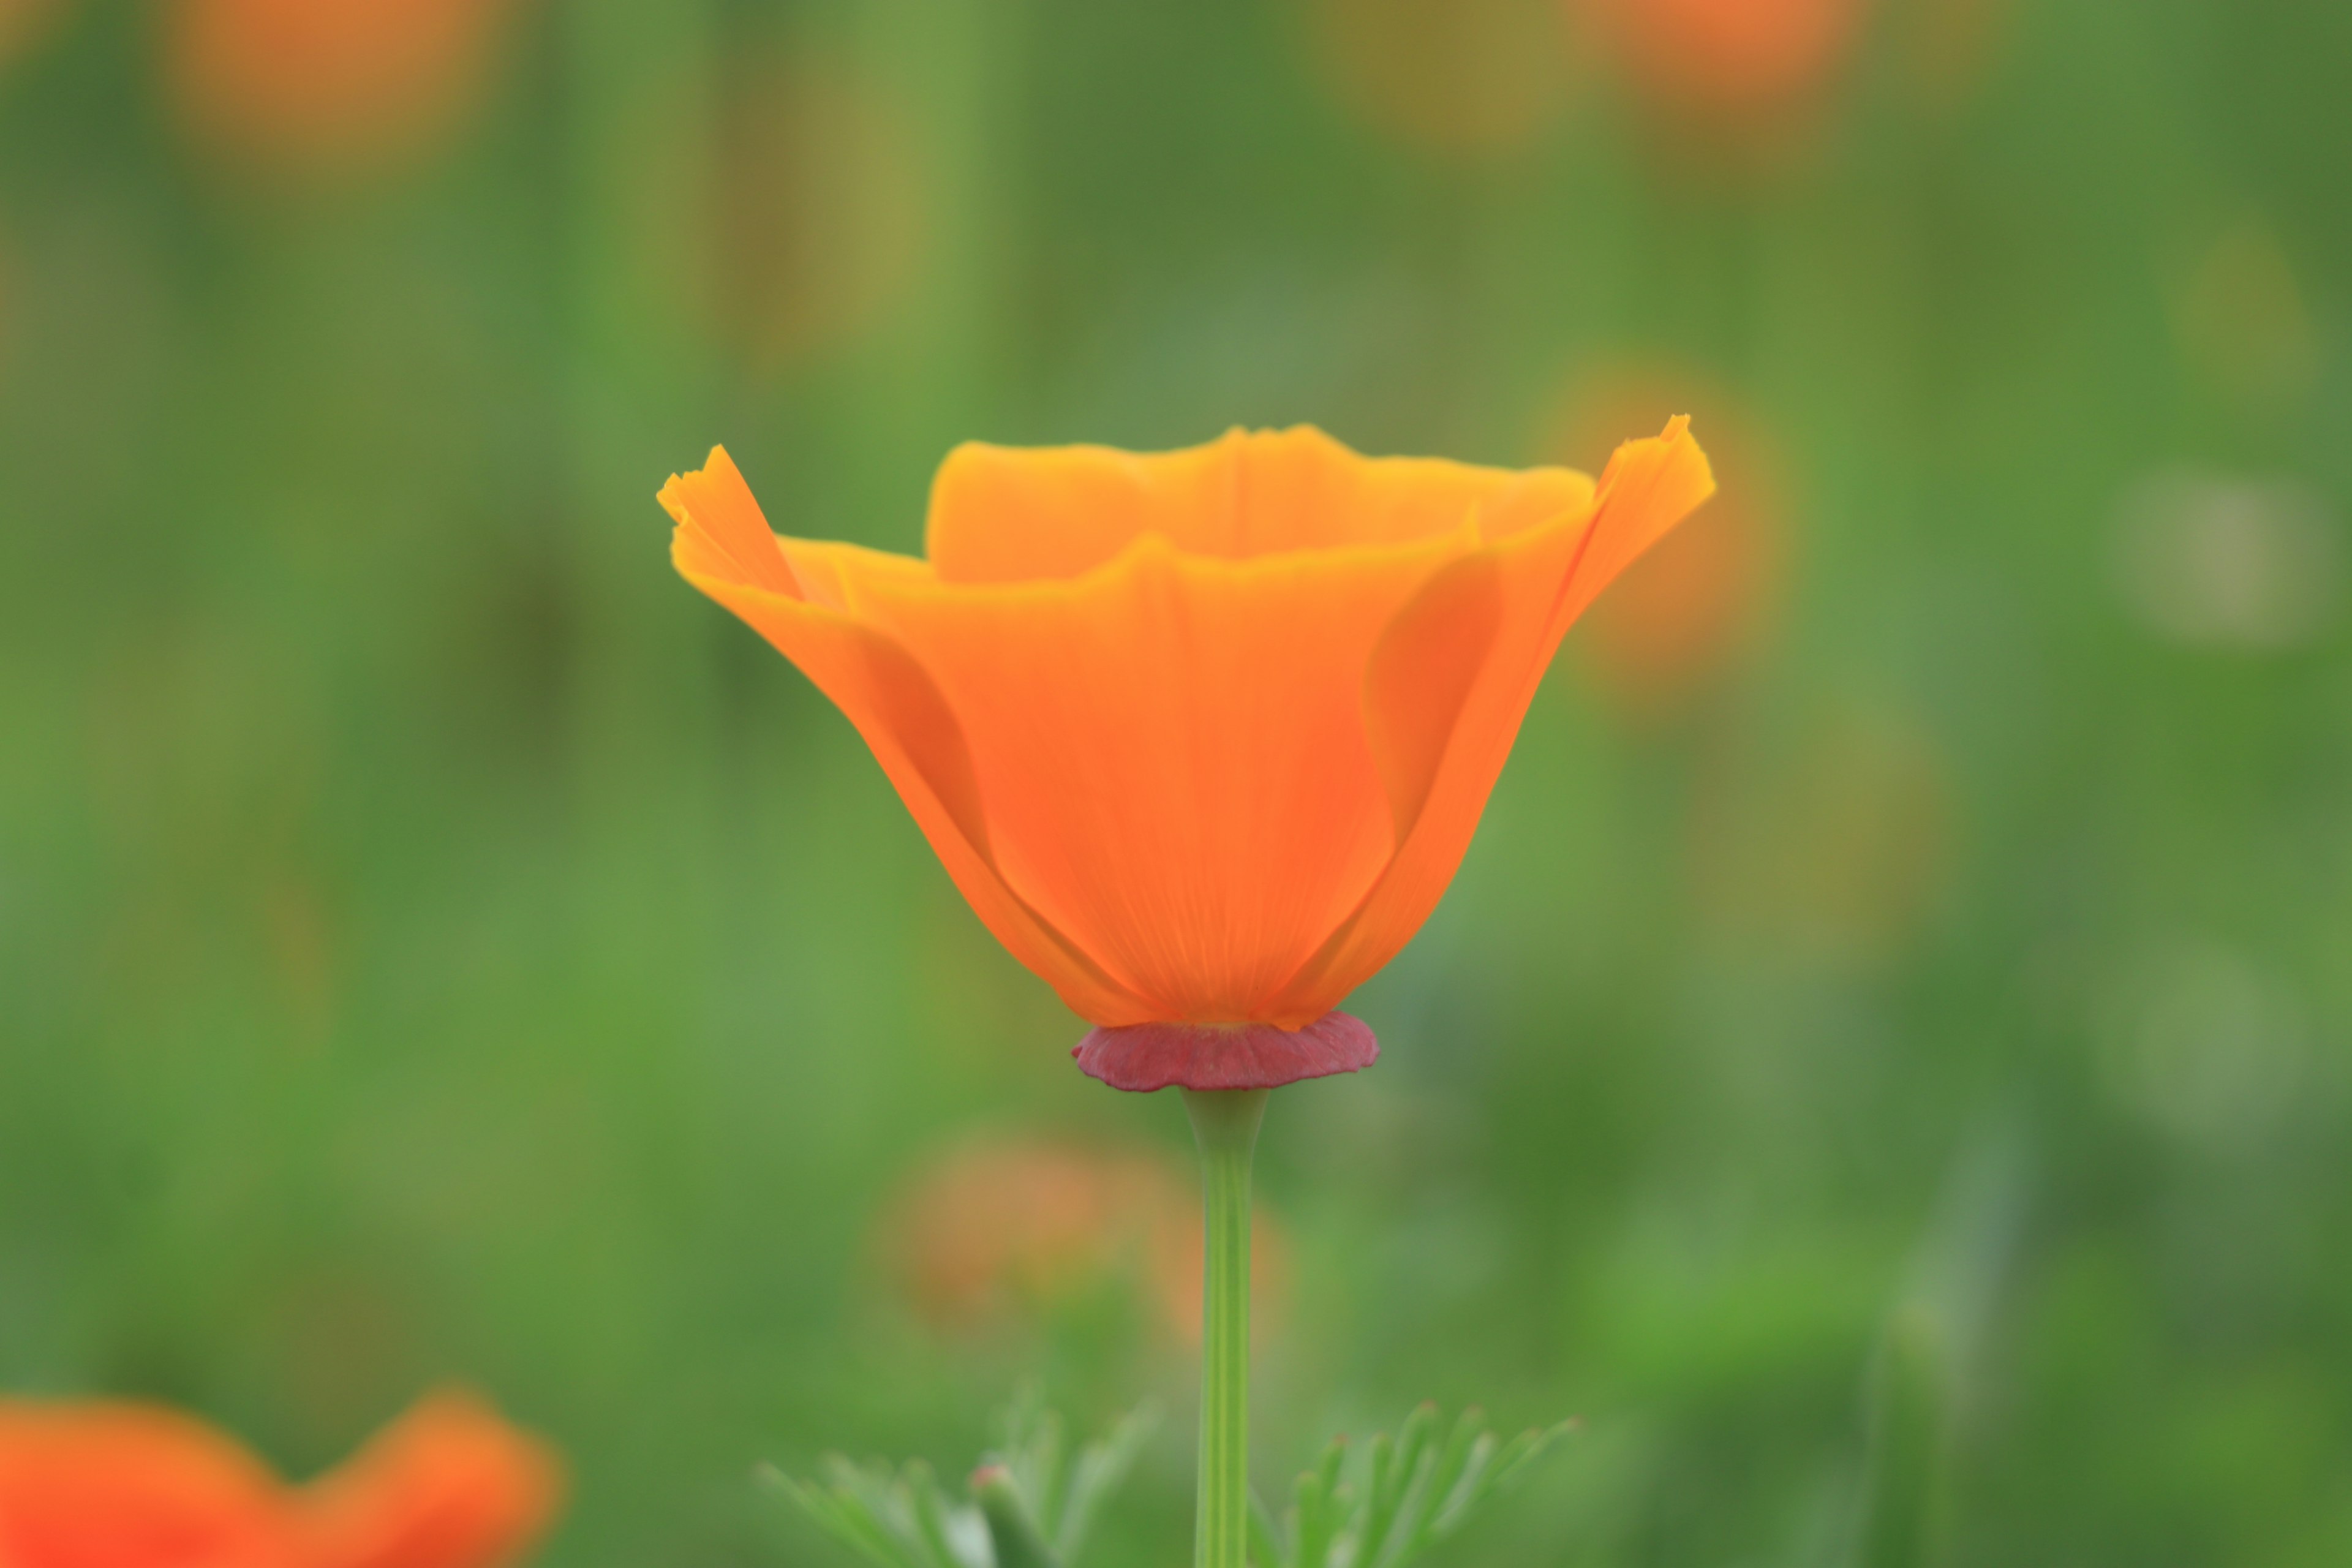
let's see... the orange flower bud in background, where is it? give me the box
[663,422,1711,1090]
[167,0,514,173]
[1580,0,1870,118]
[0,1390,560,1568]
[885,1139,1289,1345]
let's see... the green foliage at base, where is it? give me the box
[768,1390,1159,1568]
[769,1395,1567,1568]
[1250,1405,1575,1568]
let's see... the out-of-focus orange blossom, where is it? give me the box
[1577,0,1870,119]
[0,1389,560,1568]
[885,1139,1289,1346]
[0,1403,293,1567]
[167,0,518,174]
[1305,0,1575,156]
[711,49,925,371]
[1541,368,1784,714]
[298,1392,563,1568]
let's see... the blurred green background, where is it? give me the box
[3,0,2349,1562]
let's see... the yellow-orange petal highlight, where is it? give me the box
[298,1392,560,1568]
[0,1402,301,1567]
[665,423,1712,1071]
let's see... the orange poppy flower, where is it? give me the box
[663,420,1712,1090]
[0,1390,560,1568]
[0,1402,300,1567]
[1581,0,1869,117]
[298,1392,562,1568]
[167,0,511,172]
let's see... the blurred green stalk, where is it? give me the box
[1183,1088,1269,1568]
[1856,1303,1953,1568]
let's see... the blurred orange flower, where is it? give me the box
[167,0,513,172]
[663,422,1711,1090]
[886,1139,1288,1344]
[1581,0,1869,117]
[297,1393,561,1568]
[0,1403,295,1567]
[0,1389,560,1568]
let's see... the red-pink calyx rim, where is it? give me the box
[1073,1012,1379,1093]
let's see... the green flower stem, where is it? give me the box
[1183,1087,1270,1568]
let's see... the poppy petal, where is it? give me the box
[1270,419,1714,1017]
[1362,549,1509,843]
[298,1390,559,1568]
[0,1401,301,1568]
[925,435,1238,586]
[664,452,1153,1024]
[1546,415,1722,638]
[844,527,1485,1025]
[927,428,1593,584]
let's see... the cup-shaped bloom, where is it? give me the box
[665,420,1712,1089]
[0,1390,559,1568]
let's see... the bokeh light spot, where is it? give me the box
[2111,469,2342,652]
